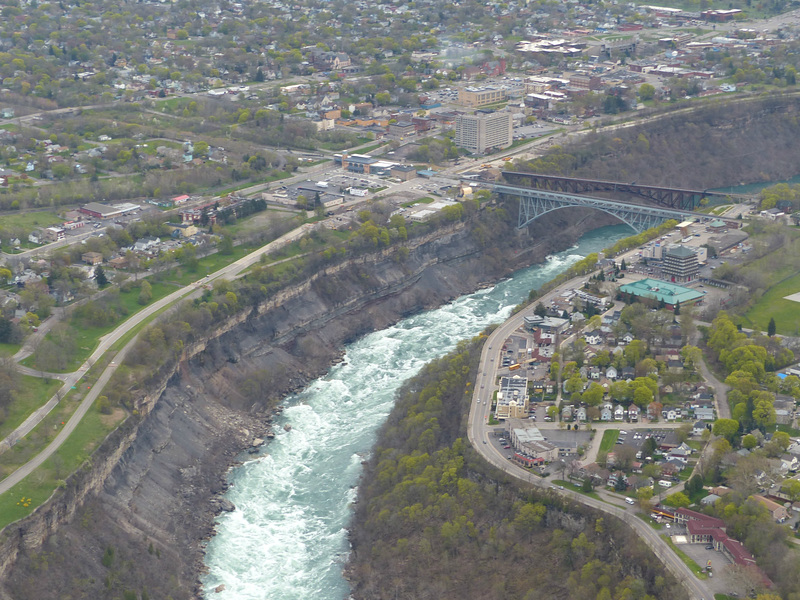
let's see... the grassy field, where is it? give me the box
[0,394,126,530]
[0,376,62,441]
[0,342,20,357]
[598,429,620,454]
[0,211,63,233]
[742,270,800,335]
[23,280,177,372]
[552,479,601,500]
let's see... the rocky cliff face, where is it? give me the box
[0,207,618,600]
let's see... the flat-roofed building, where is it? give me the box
[458,85,507,108]
[663,244,699,283]
[619,278,704,308]
[496,375,529,420]
[455,110,513,154]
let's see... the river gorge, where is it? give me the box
[201,224,632,600]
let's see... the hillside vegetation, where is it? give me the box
[515,97,800,189]
[347,335,687,600]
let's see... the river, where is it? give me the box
[201,224,632,599]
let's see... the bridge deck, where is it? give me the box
[502,171,747,212]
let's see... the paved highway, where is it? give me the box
[467,278,713,600]
[0,223,314,492]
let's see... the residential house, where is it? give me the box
[562,405,574,421]
[576,406,587,422]
[614,404,625,421]
[628,404,640,422]
[621,367,635,380]
[600,406,613,421]
[693,420,708,436]
[661,408,678,421]
[647,402,663,420]
[585,330,602,345]
[606,366,618,380]
[621,333,634,345]
[81,252,103,265]
[694,406,715,421]
[133,237,160,252]
[752,495,789,521]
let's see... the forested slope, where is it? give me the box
[348,336,687,600]
[516,96,800,189]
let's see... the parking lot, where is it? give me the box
[678,542,741,595]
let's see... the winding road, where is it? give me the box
[0,223,314,494]
[467,279,713,600]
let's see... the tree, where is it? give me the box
[95,266,108,287]
[138,280,153,305]
[219,235,234,255]
[639,83,656,101]
[772,431,790,451]
[685,475,704,498]
[664,491,690,508]
[767,317,776,337]
[582,382,604,406]
[781,479,800,502]
[637,486,653,509]
[534,302,546,317]
[642,436,658,458]
[742,433,758,450]
[712,418,740,442]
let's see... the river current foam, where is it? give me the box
[202,225,631,599]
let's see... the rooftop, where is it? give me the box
[619,278,704,305]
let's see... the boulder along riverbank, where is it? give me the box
[0,204,620,600]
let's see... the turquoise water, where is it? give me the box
[711,174,800,196]
[201,224,632,599]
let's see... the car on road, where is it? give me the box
[503,445,511,449]
[705,544,714,550]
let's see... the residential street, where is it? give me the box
[467,276,713,600]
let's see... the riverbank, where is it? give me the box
[0,206,622,599]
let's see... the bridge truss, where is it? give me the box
[493,183,695,233]
[502,171,744,211]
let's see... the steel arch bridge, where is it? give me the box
[492,183,696,233]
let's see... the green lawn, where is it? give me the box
[742,270,800,335]
[0,211,63,233]
[0,395,126,530]
[0,376,62,440]
[0,342,20,357]
[23,280,178,372]
[598,429,620,454]
[552,479,601,500]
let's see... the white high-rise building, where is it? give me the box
[455,110,513,154]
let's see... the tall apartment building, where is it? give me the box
[662,245,699,283]
[457,85,508,108]
[455,110,513,154]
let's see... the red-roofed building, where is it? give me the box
[664,508,772,586]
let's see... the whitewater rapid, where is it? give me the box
[202,224,631,599]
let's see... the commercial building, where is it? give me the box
[455,110,513,154]
[496,375,529,420]
[80,202,139,220]
[508,424,558,462]
[391,164,417,181]
[662,245,699,282]
[618,278,704,308]
[457,85,508,108]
